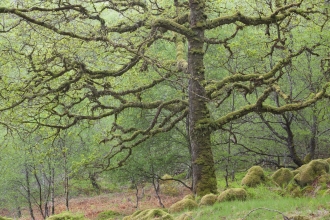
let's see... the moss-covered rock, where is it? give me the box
[271,168,294,187]
[96,210,121,220]
[175,212,193,220]
[217,188,247,202]
[241,166,266,187]
[294,159,330,187]
[46,212,87,220]
[291,169,300,176]
[199,193,217,206]
[168,198,198,213]
[0,217,12,220]
[123,209,173,220]
[183,194,195,200]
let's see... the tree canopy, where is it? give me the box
[0,0,329,196]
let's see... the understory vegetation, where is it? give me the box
[2,159,330,219]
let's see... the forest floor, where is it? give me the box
[1,185,191,220]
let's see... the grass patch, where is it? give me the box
[172,194,330,220]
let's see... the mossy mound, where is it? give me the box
[0,217,12,220]
[168,198,198,213]
[241,166,266,187]
[294,159,330,187]
[183,194,195,200]
[217,188,247,202]
[324,158,330,164]
[291,169,300,176]
[271,168,294,187]
[199,193,217,206]
[123,209,173,220]
[96,210,121,220]
[175,212,193,220]
[46,212,87,220]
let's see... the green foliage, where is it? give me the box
[0,0,330,209]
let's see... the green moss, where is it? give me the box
[123,209,173,220]
[291,169,300,176]
[96,210,121,220]
[217,188,247,202]
[294,159,330,187]
[303,153,312,164]
[188,48,204,55]
[193,147,217,196]
[0,217,12,220]
[183,194,195,200]
[199,193,217,206]
[168,198,198,213]
[271,168,294,187]
[175,212,193,220]
[325,158,330,164]
[241,166,266,187]
[46,212,87,220]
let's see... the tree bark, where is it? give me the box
[188,0,217,196]
[25,166,35,220]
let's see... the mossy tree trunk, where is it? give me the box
[188,0,217,196]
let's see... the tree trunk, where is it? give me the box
[286,125,304,167]
[25,166,35,220]
[51,167,55,215]
[188,0,217,196]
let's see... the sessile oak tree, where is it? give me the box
[0,0,329,196]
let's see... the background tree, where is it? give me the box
[0,0,329,196]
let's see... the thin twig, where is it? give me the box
[242,207,289,220]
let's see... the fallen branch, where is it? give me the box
[242,207,289,220]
